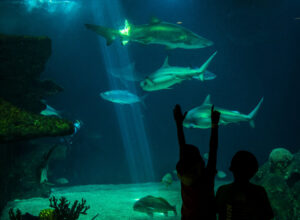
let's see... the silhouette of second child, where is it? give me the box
[216,151,274,220]
[173,104,220,220]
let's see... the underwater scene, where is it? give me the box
[0,0,299,219]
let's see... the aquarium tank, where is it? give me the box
[0,0,299,219]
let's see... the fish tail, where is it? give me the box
[203,70,217,81]
[248,97,264,128]
[196,51,218,81]
[85,24,119,46]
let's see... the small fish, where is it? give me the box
[217,171,227,179]
[176,21,183,24]
[162,173,173,186]
[133,195,177,217]
[40,104,61,117]
[100,90,146,105]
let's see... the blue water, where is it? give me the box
[0,0,299,186]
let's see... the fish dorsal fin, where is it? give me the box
[124,19,132,28]
[150,16,161,24]
[161,57,170,68]
[202,95,211,105]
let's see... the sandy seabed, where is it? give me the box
[1,181,228,220]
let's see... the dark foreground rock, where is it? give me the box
[253,148,300,219]
[0,33,63,113]
[0,33,73,215]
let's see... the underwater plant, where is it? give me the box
[8,208,21,220]
[49,196,90,220]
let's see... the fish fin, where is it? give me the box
[199,74,204,81]
[173,205,177,216]
[164,212,168,216]
[203,70,217,81]
[121,40,129,46]
[150,16,161,24]
[248,97,264,128]
[249,120,255,128]
[124,19,133,28]
[161,56,170,68]
[85,24,118,46]
[202,95,211,105]
[197,51,218,75]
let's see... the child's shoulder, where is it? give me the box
[216,183,234,194]
[248,182,267,194]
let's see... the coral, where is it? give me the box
[49,196,90,220]
[269,148,293,174]
[0,98,74,143]
[8,208,21,220]
[39,209,55,220]
[253,148,300,219]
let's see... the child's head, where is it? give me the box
[230,150,259,182]
[176,144,205,186]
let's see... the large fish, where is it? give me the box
[133,195,177,217]
[85,17,213,49]
[183,95,264,129]
[100,90,145,105]
[140,51,217,91]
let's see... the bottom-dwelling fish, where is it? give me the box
[133,195,177,217]
[183,95,264,129]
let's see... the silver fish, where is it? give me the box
[100,90,145,105]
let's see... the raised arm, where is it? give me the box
[206,105,221,177]
[173,104,187,160]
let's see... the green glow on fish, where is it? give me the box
[119,19,131,36]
